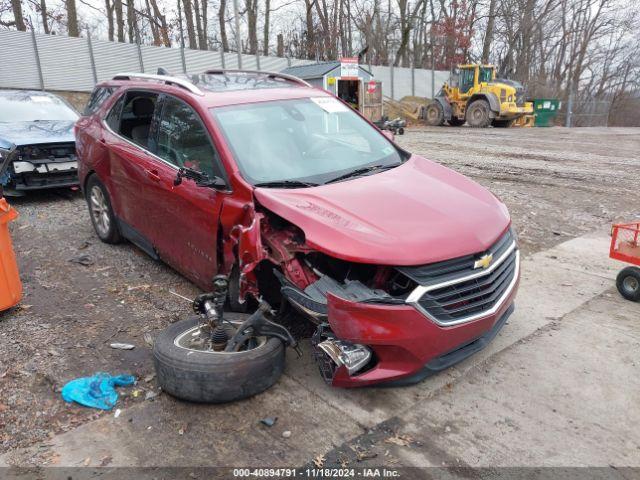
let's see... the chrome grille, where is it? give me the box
[405,231,519,326]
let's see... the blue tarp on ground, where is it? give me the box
[61,372,136,410]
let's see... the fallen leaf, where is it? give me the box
[313,455,325,468]
[385,434,413,447]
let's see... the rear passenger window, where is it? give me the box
[156,96,225,179]
[105,94,124,131]
[114,91,159,148]
[84,87,114,116]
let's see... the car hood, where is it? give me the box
[0,121,76,147]
[254,155,511,266]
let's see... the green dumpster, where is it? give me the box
[533,98,561,127]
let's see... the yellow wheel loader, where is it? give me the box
[425,64,534,128]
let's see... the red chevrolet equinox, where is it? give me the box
[75,70,519,387]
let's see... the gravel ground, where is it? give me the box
[0,126,638,454]
[396,126,639,255]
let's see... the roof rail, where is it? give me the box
[203,69,312,88]
[112,73,204,96]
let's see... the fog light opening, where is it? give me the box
[318,339,372,376]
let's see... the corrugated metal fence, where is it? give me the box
[0,29,448,100]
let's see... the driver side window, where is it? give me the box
[156,96,224,179]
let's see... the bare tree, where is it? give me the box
[10,0,26,30]
[66,0,80,36]
[218,0,229,51]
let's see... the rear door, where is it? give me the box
[145,94,227,288]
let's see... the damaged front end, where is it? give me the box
[2,142,79,193]
[230,204,519,387]
[231,206,423,384]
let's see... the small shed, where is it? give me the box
[281,60,382,122]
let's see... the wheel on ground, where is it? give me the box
[492,118,515,128]
[153,316,285,403]
[398,127,405,135]
[466,99,492,128]
[448,117,465,127]
[85,175,121,243]
[616,266,640,302]
[425,101,445,126]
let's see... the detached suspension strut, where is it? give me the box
[192,275,230,351]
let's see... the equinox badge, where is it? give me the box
[474,253,493,269]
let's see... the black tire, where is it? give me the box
[398,127,405,135]
[492,118,515,128]
[616,267,640,302]
[153,317,285,403]
[425,101,445,126]
[85,174,122,244]
[448,117,466,127]
[466,99,492,128]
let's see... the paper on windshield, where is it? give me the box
[311,97,349,113]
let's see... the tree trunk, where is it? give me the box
[245,0,258,54]
[218,0,229,52]
[40,0,50,34]
[149,0,171,47]
[66,0,80,37]
[115,0,124,42]
[193,0,204,49]
[144,0,161,45]
[481,0,496,63]
[182,0,198,49]
[10,0,26,31]
[304,0,316,59]
[201,0,208,49]
[126,0,135,42]
[276,33,284,57]
[105,0,115,41]
[263,0,270,56]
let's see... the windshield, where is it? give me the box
[479,67,494,83]
[211,97,404,185]
[0,92,78,122]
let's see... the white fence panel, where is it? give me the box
[393,66,413,99]
[92,39,141,82]
[0,30,450,102]
[371,66,392,98]
[0,31,41,90]
[259,56,290,72]
[36,33,94,91]
[141,44,183,75]
[185,49,223,72]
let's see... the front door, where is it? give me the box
[147,94,227,289]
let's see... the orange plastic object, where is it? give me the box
[610,222,640,266]
[0,198,22,311]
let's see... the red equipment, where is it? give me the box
[609,222,640,301]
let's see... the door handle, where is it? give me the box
[146,169,161,182]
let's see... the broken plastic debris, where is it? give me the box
[110,343,135,350]
[69,254,95,266]
[260,417,277,427]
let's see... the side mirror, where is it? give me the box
[382,130,395,142]
[174,167,227,190]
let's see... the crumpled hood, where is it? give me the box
[254,155,511,266]
[0,120,76,147]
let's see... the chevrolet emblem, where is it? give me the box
[474,253,493,269]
